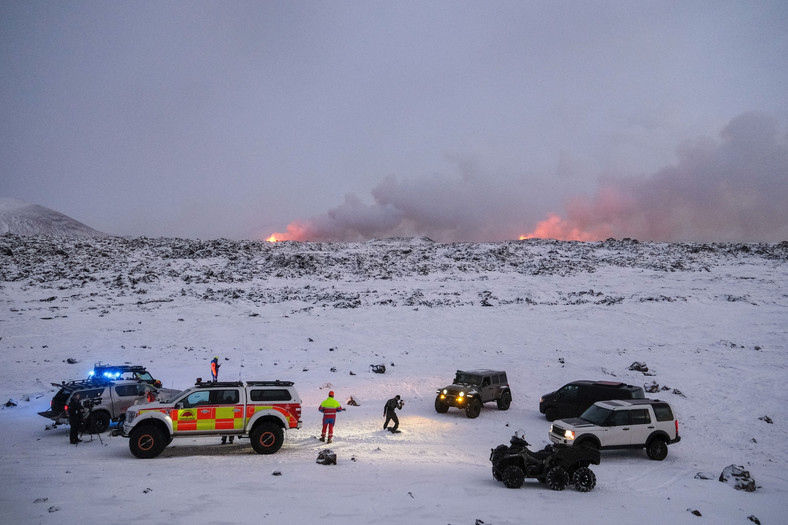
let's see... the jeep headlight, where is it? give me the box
[458,391,465,397]
[442,389,448,395]
[564,430,575,440]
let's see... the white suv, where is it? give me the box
[549,399,680,460]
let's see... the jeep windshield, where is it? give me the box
[579,404,614,425]
[454,373,481,385]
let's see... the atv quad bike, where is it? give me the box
[490,433,601,491]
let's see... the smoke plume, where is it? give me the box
[271,112,788,243]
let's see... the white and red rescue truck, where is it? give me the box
[119,380,302,458]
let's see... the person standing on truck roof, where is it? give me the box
[319,391,345,444]
[210,356,220,382]
[68,393,84,445]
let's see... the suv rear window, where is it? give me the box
[250,389,292,402]
[652,403,674,422]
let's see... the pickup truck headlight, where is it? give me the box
[126,412,136,424]
[564,430,575,440]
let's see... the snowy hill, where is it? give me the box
[0,234,786,524]
[0,198,105,237]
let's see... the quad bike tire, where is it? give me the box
[572,466,597,492]
[545,465,570,491]
[501,465,525,489]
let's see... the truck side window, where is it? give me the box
[213,390,239,404]
[184,391,210,408]
[250,389,292,402]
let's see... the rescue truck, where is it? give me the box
[119,380,302,458]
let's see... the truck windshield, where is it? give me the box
[580,405,613,425]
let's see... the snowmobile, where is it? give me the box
[490,433,600,491]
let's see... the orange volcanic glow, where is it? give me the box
[518,213,607,242]
[265,235,279,243]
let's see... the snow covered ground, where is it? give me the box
[1,235,786,524]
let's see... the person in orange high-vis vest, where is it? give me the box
[319,391,345,444]
[210,356,220,382]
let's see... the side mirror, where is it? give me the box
[175,402,183,409]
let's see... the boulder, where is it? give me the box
[628,361,649,373]
[719,464,757,492]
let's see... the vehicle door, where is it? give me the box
[171,388,242,433]
[213,388,243,432]
[554,384,580,417]
[111,384,147,417]
[626,408,654,445]
[480,376,495,403]
[600,409,633,447]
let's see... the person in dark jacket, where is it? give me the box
[383,395,404,432]
[68,393,84,444]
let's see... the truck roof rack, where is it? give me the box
[193,380,245,387]
[245,380,295,387]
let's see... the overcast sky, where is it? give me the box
[2,1,787,242]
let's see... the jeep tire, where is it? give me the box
[465,398,482,419]
[646,437,668,460]
[88,411,111,434]
[572,466,596,492]
[545,465,570,491]
[434,396,449,413]
[250,423,284,455]
[129,425,167,459]
[496,391,512,410]
[501,465,525,489]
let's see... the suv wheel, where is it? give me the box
[88,411,111,434]
[501,465,525,489]
[434,396,449,413]
[646,437,668,460]
[545,465,569,490]
[576,438,600,450]
[465,398,482,419]
[129,426,166,459]
[544,407,559,421]
[572,467,596,492]
[250,423,284,455]
[496,391,512,411]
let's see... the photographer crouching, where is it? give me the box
[383,395,405,433]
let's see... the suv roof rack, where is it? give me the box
[246,380,295,387]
